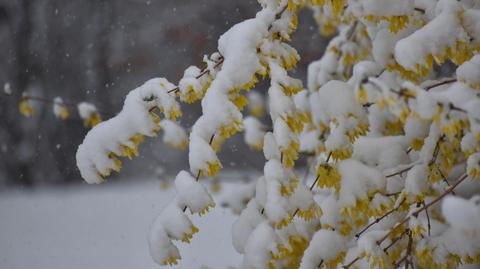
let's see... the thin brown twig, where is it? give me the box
[343,255,362,269]
[385,191,401,197]
[393,229,413,268]
[414,7,426,13]
[448,103,467,113]
[355,198,406,238]
[377,173,468,245]
[429,135,444,166]
[326,151,332,163]
[413,173,467,218]
[309,174,320,191]
[383,230,407,253]
[421,200,431,236]
[194,57,225,80]
[424,78,456,91]
[436,165,455,195]
[386,165,414,178]
[267,4,289,31]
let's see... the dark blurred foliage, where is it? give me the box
[0,0,329,187]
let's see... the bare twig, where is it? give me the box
[436,165,455,195]
[386,165,414,178]
[383,230,407,253]
[377,173,468,245]
[343,255,362,269]
[326,151,332,163]
[355,198,405,238]
[393,229,413,268]
[385,192,401,197]
[267,4,289,31]
[309,174,320,191]
[424,78,456,91]
[421,200,431,236]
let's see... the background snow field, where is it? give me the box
[0,180,241,269]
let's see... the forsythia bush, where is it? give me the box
[76,0,480,268]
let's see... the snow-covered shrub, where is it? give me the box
[77,0,480,268]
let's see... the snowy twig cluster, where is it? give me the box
[13,89,103,128]
[76,0,480,268]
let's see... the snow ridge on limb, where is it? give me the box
[76,78,180,184]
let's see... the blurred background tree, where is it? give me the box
[0,0,328,187]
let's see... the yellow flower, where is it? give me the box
[280,53,299,71]
[411,137,425,151]
[324,251,346,269]
[411,223,425,238]
[468,166,480,180]
[198,201,215,216]
[167,137,188,150]
[281,140,299,168]
[211,135,225,152]
[238,73,259,92]
[181,85,203,104]
[120,145,137,160]
[280,178,298,197]
[331,147,352,161]
[297,204,323,221]
[357,86,368,104]
[279,82,302,96]
[55,105,70,120]
[384,119,404,136]
[161,256,180,266]
[247,138,264,151]
[109,153,122,172]
[181,225,199,243]
[386,62,422,82]
[331,0,345,17]
[149,111,161,125]
[273,215,293,229]
[232,94,249,111]
[119,133,144,159]
[220,119,243,139]
[249,104,265,117]
[84,113,102,128]
[200,160,222,177]
[167,107,182,121]
[309,0,327,5]
[364,251,390,269]
[338,219,353,236]
[272,235,309,267]
[131,133,145,147]
[160,179,170,190]
[346,121,368,142]
[388,15,409,33]
[316,164,341,192]
[441,119,466,139]
[98,153,122,179]
[211,181,222,193]
[19,98,34,117]
[342,53,359,66]
[285,114,305,134]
